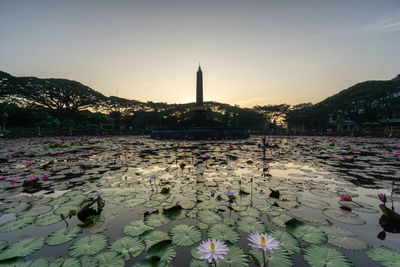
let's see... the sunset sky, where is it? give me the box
[1,0,400,107]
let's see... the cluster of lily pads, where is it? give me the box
[0,135,399,266]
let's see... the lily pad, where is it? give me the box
[35,214,63,226]
[338,201,379,213]
[219,245,249,267]
[0,240,8,251]
[297,197,330,209]
[143,230,171,249]
[197,210,223,224]
[46,226,82,246]
[22,204,53,217]
[269,229,301,255]
[302,245,354,267]
[239,207,261,218]
[145,213,171,227]
[269,214,293,227]
[68,234,109,257]
[286,219,327,244]
[318,225,368,251]
[95,251,125,267]
[236,216,266,233]
[124,220,154,237]
[0,216,35,232]
[0,237,45,260]
[248,247,293,267]
[110,236,145,260]
[322,209,365,225]
[170,224,202,246]
[207,224,240,243]
[190,259,208,267]
[147,241,177,264]
[367,246,400,267]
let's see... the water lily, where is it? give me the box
[25,176,38,182]
[248,232,280,253]
[0,176,5,180]
[197,239,229,265]
[7,177,18,187]
[248,233,280,267]
[93,190,104,196]
[40,173,50,180]
[204,153,211,159]
[340,194,352,201]
[378,193,387,203]
[224,189,234,196]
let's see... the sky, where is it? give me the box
[1,0,400,107]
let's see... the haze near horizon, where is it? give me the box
[1,0,400,107]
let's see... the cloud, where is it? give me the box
[362,13,400,34]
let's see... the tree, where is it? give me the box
[253,104,290,131]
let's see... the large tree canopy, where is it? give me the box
[0,71,106,120]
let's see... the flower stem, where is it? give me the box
[263,250,266,267]
[213,259,217,267]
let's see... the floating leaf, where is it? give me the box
[269,214,293,227]
[338,201,379,213]
[53,204,79,216]
[79,255,98,267]
[219,245,249,267]
[286,219,327,244]
[318,225,367,251]
[96,251,125,267]
[269,230,300,255]
[191,247,201,260]
[236,216,266,233]
[207,224,240,243]
[248,247,293,267]
[148,241,176,264]
[62,258,81,267]
[145,213,171,227]
[49,257,65,267]
[110,236,145,260]
[22,204,53,217]
[31,258,50,267]
[367,246,400,267]
[124,220,154,237]
[0,240,8,251]
[302,245,354,267]
[322,209,365,225]
[0,216,35,232]
[35,214,62,226]
[190,259,207,267]
[0,237,45,260]
[239,207,261,218]
[143,230,171,249]
[197,210,223,224]
[46,226,82,246]
[297,197,330,209]
[68,234,108,257]
[170,224,202,246]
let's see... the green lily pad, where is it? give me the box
[31,258,50,267]
[219,245,249,267]
[79,255,99,267]
[110,236,145,260]
[239,207,261,218]
[297,197,330,209]
[145,213,171,227]
[124,220,154,237]
[147,241,176,264]
[236,216,266,233]
[367,246,400,267]
[190,259,208,267]
[302,245,354,267]
[143,230,171,249]
[338,201,379,213]
[269,230,301,255]
[0,237,45,260]
[0,216,35,232]
[207,224,240,243]
[170,224,202,246]
[0,240,8,251]
[22,204,53,217]
[49,257,65,267]
[53,204,79,216]
[35,214,63,226]
[68,234,109,257]
[248,247,293,267]
[46,226,82,246]
[286,219,327,244]
[322,209,365,225]
[269,214,293,227]
[96,251,125,267]
[197,210,223,224]
[318,225,367,251]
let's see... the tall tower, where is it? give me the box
[196,65,203,106]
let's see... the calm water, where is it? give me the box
[0,135,399,266]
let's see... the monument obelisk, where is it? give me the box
[194,65,206,120]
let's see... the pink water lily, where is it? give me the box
[25,176,38,182]
[40,173,50,180]
[340,194,352,201]
[378,193,387,203]
[7,178,18,182]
